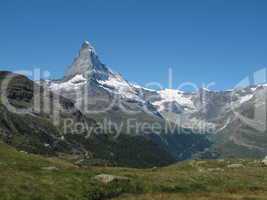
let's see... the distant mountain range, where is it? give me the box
[0,41,266,167]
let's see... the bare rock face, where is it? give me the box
[64,41,109,81]
[93,174,130,184]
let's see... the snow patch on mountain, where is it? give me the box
[98,75,130,91]
[98,75,145,102]
[153,89,195,111]
[48,74,87,91]
[131,83,156,92]
[239,94,253,104]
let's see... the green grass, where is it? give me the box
[0,142,144,200]
[1,142,267,200]
[0,142,92,200]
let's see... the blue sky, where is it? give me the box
[0,0,267,90]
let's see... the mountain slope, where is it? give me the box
[46,41,164,134]
[0,71,177,167]
[3,40,267,163]
[45,40,267,159]
[1,141,267,200]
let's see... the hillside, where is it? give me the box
[1,142,267,200]
[0,71,178,168]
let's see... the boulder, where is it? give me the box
[19,150,28,154]
[42,166,59,171]
[93,174,130,184]
[227,164,244,169]
[207,168,224,172]
[261,156,267,166]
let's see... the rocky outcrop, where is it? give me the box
[93,174,130,184]
[261,156,267,166]
[227,164,245,168]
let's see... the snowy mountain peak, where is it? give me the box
[83,40,90,46]
[64,40,108,80]
[81,40,95,53]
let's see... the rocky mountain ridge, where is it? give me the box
[1,41,266,165]
[45,41,267,159]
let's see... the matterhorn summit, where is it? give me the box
[47,41,159,118]
[64,40,111,82]
[43,40,267,157]
[48,40,125,92]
